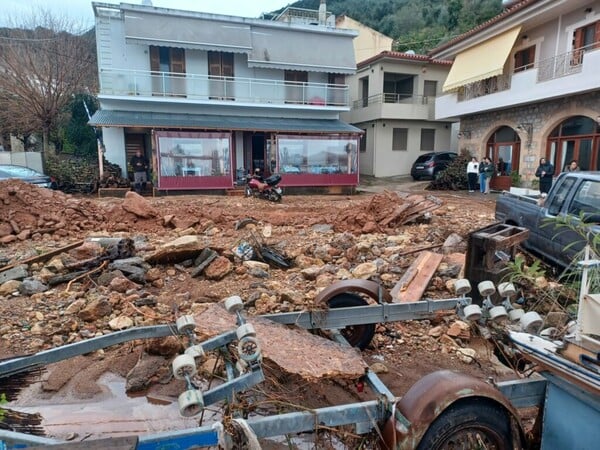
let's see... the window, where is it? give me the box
[328,73,346,106]
[420,129,435,151]
[547,177,576,216]
[208,52,234,99]
[572,20,600,64]
[392,128,408,151]
[277,136,358,174]
[149,46,186,96]
[360,130,367,153]
[284,70,308,104]
[568,180,600,216]
[360,76,369,107]
[514,45,535,72]
[424,80,437,97]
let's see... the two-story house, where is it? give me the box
[429,0,600,189]
[342,51,453,177]
[89,2,361,192]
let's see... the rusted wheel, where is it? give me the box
[327,294,375,350]
[416,399,513,450]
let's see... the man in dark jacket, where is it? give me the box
[130,150,148,194]
[535,157,554,194]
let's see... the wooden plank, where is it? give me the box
[390,251,443,303]
[0,240,84,274]
[193,303,367,381]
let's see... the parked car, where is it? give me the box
[495,171,600,268]
[0,164,56,188]
[410,151,457,180]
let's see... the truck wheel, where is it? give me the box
[327,294,375,350]
[416,398,513,450]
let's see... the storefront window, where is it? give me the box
[156,132,231,177]
[277,135,358,175]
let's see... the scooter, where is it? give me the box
[245,173,283,202]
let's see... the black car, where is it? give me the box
[410,151,457,180]
[0,164,56,188]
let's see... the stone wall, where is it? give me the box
[457,91,600,186]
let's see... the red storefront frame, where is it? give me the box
[155,130,234,190]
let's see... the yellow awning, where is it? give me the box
[442,27,522,93]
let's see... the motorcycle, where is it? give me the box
[245,173,283,202]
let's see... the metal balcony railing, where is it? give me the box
[536,44,599,82]
[352,93,431,108]
[457,73,511,102]
[98,68,350,107]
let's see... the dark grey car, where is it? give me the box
[0,164,56,188]
[410,151,457,180]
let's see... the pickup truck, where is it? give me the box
[495,171,600,268]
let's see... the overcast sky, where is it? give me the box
[1,0,294,28]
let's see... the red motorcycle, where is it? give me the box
[245,172,283,202]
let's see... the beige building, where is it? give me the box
[430,0,600,189]
[335,15,394,62]
[342,52,454,177]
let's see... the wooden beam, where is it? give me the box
[390,251,443,303]
[0,240,84,274]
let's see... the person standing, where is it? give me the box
[479,157,494,194]
[535,157,554,194]
[466,157,479,193]
[564,159,580,172]
[130,149,148,194]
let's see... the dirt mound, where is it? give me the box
[333,190,442,234]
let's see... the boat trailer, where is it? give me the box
[0,278,597,449]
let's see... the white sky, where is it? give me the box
[0,0,294,28]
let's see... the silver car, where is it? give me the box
[0,164,56,188]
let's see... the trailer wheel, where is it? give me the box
[327,294,375,350]
[416,398,513,450]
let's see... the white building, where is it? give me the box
[430,0,600,189]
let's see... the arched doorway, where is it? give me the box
[547,116,600,172]
[486,126,521,191]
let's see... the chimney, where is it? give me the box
[319,0,327,25]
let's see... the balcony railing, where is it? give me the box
[352,93,430,108]
[536,44,599,82]
[457,73,511,102]
[99,68,350,107]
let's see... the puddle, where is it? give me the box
[9,372,200,440]
[9,373,349,448]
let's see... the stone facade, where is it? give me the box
[457,91,600,186]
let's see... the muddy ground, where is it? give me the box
[0,180,521,446]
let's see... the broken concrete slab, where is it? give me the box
[145,235,204,264]
[0,265,29,284]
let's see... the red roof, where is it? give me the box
[357,50,452,68]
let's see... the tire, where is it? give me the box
[416,398,514,450]
[327,294,375,350]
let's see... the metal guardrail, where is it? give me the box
[457,73,511,102]
[536,46,594,82]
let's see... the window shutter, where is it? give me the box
[149,46,160,72]
[170,48,185,74]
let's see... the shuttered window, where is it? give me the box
[420,129,435,151]
[208,52,235,99]
[514,45,535,72]
[392,128,408,151]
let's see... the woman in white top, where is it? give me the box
[466,157,479,192]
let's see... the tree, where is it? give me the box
[0,10,97,162]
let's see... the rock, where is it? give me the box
[301,266,322,280]
[0,265,29,284]
[535,276,549,289]
[65,299,86,314]
[311,224,333,233]
[361,221,378,233]
[428,325,444,337]
[456,347,477,364]
[0,279,22,296]
[145,267,162,282]
[18,278,49,295]
[79,297,112,321]
[122,191,158,218]
[16,230,31,240]
[109,276,141,293]
[446,320,471,338]
[204,256,232,280]
[351,262,378,279]
[0,235,17,244]
[369,362,388,374]
[69,241,104,260]
[442,233,466,253]
[439,334,458,349]
[248,267,269,278]
[262,224,272,238]
[125,354,168,393]
[145,235,203,264]
[146,336,182,356]
[243,260,270,271]
[295,255,324,269]
[109,315,134,330]
[280,290,305,306]
[0,222,13,237]
[171,216,198,230]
